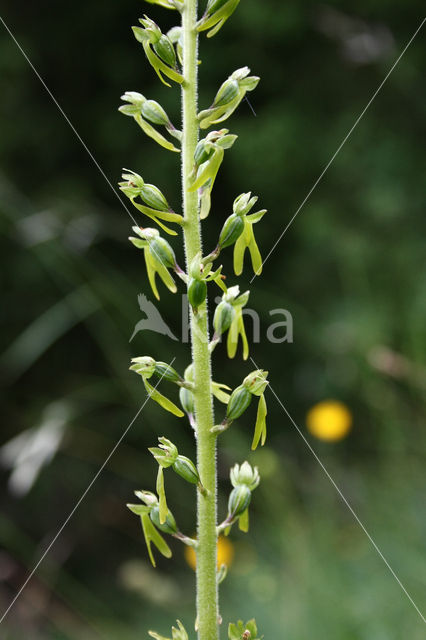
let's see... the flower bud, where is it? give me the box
[172,455,200,485]
[226,385,252,421]
[218,213,244,248]
[140,183,170,211]
[129,356,156,377]
[179,386,195,414]
[213,79,239,108]
[141,99,170,126]
[230,462,260,491]
[154,361,182,383]
[243,370,269,396]
[153,35,177,68]
[194,138,214,167]
[188,278,207,309]
[228,485,251,519]
[213,300,235,335]
[150,504,178,534]
[149,236,176,269]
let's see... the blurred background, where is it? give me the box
[1,0,425,638]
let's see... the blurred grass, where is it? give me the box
[0,0,425,637]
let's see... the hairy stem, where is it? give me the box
[181,2,219,639]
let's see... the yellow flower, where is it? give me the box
[306,400,352,442]
[185,535,234,571]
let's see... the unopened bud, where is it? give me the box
[172,455,200,485]
[213,300,235,335]
[188,277,207,310]
[149,236,176,269]
[153,35,177,68]
[194,139,214,167]
[154,361,181,383]
[150,504,178,534]
[228,485,251,519]
[141,99,170,126]
[213,78,239,107]
[226,385,252,421]
[179,386,195,414]
[218,213,244,248]
[140,183,170,211]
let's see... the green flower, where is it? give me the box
[198,67,259,129]
[120,170,183,235]
[119,91,181,152]
[132,17,184,87]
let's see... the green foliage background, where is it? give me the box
[0,1,425,638]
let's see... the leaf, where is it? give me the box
[141,513,172,567]
[156,466,168,524]
[144,378,184,417]
[251,393,267,450]
[134,114,180,153]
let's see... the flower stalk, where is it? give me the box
[181,1,219,638]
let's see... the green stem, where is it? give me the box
[181,2,219,640]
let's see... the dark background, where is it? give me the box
[0,1,425,638]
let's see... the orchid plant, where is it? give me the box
[121,1,268,638]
